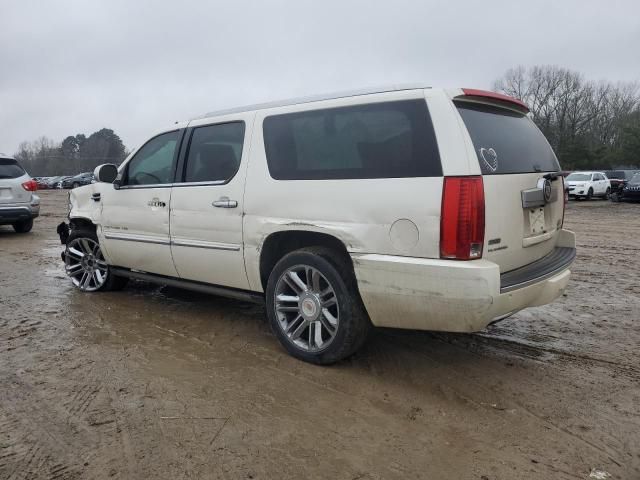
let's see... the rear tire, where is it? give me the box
[65,227,128,292]
[605,187,611,199]
[72,182,80,188]
[265,247,371,365]
[12,218,33,233]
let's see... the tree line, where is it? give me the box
[14,128,127,177]
[494,65,640,170]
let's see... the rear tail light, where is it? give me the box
[22,179,38,191]
[440,176,485,260]
[561,176,567,227]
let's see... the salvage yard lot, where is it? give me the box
[1,190,638,480]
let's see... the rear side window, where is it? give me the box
[263,100,441,180]
[0,159,26,179]
[456,102,560,175]
[183,122,245,183]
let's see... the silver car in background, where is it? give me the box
[0,154,40,233]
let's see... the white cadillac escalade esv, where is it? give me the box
[59,86,576,364]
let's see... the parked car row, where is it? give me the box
[33,172,95,189]
[563,169,640,202]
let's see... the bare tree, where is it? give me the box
[494,65,640,169]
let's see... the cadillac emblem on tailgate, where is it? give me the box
[543,178,552,203]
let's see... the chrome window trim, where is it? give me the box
[117,183,172,190]
[171,180,227,188]
[116,180,227,190]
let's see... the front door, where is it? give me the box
[169,117,252,290]
[98,130,182,277]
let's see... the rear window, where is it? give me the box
[0,158,26,179]
[605,170,624,179]
[456,102,560,175]
[263,99,442,180]
[566,173,591,181]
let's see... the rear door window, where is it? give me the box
[455,102,560,175]
[0,159,26,179]
[182,122,245,183]
[263,99,441,180]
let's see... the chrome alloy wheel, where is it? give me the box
[274,265,339,352]
[65,237,109,291]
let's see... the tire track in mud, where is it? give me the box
[379,332,628,471]
[0,389,81,480]
[0,355,133,480]
[59,354,140,479]
[468,332,640,377]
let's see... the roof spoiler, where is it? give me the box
[457,88,530,114]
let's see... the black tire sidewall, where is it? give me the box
[265,250,363,364]
[13,218,33,233]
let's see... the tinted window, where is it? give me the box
[456,102,560,175]
[0,159,26,179]
[263,100,441,180]
[124,131,180,186]
[183,122,245,183]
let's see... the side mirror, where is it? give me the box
[94,164,118,183]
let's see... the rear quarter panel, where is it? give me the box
[242,89,468,292]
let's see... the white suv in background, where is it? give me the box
[0,154,40,233]
[565,171,611,200]
[59,86,576,364]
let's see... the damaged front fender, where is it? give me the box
[57,222,70,245]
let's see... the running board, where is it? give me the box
[110,267,264,304]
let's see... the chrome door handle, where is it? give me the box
[212,196,238,208]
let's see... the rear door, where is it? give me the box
[595,173,606,194]
[169,115,252,290]
[0,158,30,205]
[454,99,564,272]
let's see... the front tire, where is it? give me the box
[265,247,371,365]
[72,182,80,188]
[12,218,33,233]
[586,188,593,200]
[64,228,128,292]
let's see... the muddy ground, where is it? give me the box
[0,190,638,480]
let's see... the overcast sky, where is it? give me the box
[1,0,639,154]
